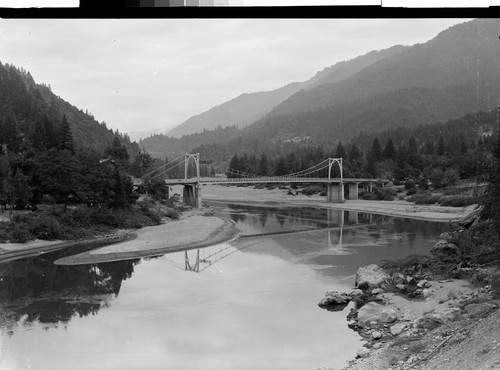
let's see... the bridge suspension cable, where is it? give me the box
[140,153,186,180]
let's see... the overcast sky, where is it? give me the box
[0,19,469,138]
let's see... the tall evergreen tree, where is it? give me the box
[111,166,127,208]
[408,136,418,154]
[335,141,348,160]
[437,136,446,156]
[259,153,269,176]
[371,138,382,162]
[58,115,74,154]
[227,154,240,178]
[382,138,397,160]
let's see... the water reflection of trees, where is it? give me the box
[0,255,139,334]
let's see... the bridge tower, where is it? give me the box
[327,158,344,203]
[184,153,200,180]
[182,153,202,209]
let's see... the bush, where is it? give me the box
[442,188,466,196]
[29,216,61,240]
[11,225,33,243]
[438,195,477,207]
[361,192,380,200]
[374,187,397,201]
[404,179,416,190]
[407,187,418,196]
[302,185,325,196]
[407,193,441,205]
[163,207,180,220]
[145,207,163,224]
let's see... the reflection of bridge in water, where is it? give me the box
[182,209,375,273]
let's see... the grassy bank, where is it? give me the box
[0,197,185,244]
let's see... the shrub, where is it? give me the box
[11,225,33,243]
[145,207,163,224]
[302,185,325,196]
[374,187,397,201]
[29,216,61,240]
[407,187,418,196]
[438,195,477,207]
[407,193,441,205]
[163,207,180,220]
[442,188,466,196]
[404,179,416,190]
[361,192,380,200]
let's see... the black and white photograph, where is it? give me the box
[0,12,499,370]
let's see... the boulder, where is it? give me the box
[427,307,461,323]
[430,239,460,262]
[417,279,428,288]
[390,323,407,335]
[355,264,390,290]
[439,232,454,243]
[318,291,351,310]
[458,207,481,228]
[392,272,406,285]
[349,288,364,297]
[372,331,383,340]
[356,347,371,358]
[372,288,383,295]
[464,302,497,319]
[357,302,398,324]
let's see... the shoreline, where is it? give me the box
[54,214,238,265]
[200,184,474,223]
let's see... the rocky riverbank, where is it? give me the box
[318,231,500,370]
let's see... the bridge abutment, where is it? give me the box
[327,183,344,203]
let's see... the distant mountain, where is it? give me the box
[166,45,407,138]
[167,82,302,138]
[249,19,500,143]
[0,61,139,156]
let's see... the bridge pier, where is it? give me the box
[346,183,359,200]
[327,183,344,203]
[182,184,202,208]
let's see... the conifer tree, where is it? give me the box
[335,141,348,160]
[371,138,382,162]
[382,138,397,160]
[58,115,74,154]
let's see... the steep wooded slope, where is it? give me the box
[250,19,500,142]
[166,45,407,138]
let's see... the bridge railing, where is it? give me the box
[163,176,379,185]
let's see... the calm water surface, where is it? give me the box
[0,203,451,370]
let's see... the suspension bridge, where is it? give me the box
[140,153,380,208]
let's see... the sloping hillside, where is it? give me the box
[166,45,407,138]
[252,19,500,141]
[0,61,139,156]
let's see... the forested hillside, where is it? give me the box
[0,62,139,156]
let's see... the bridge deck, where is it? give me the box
[163,177,379,186]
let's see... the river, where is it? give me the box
[0,203,451,370]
